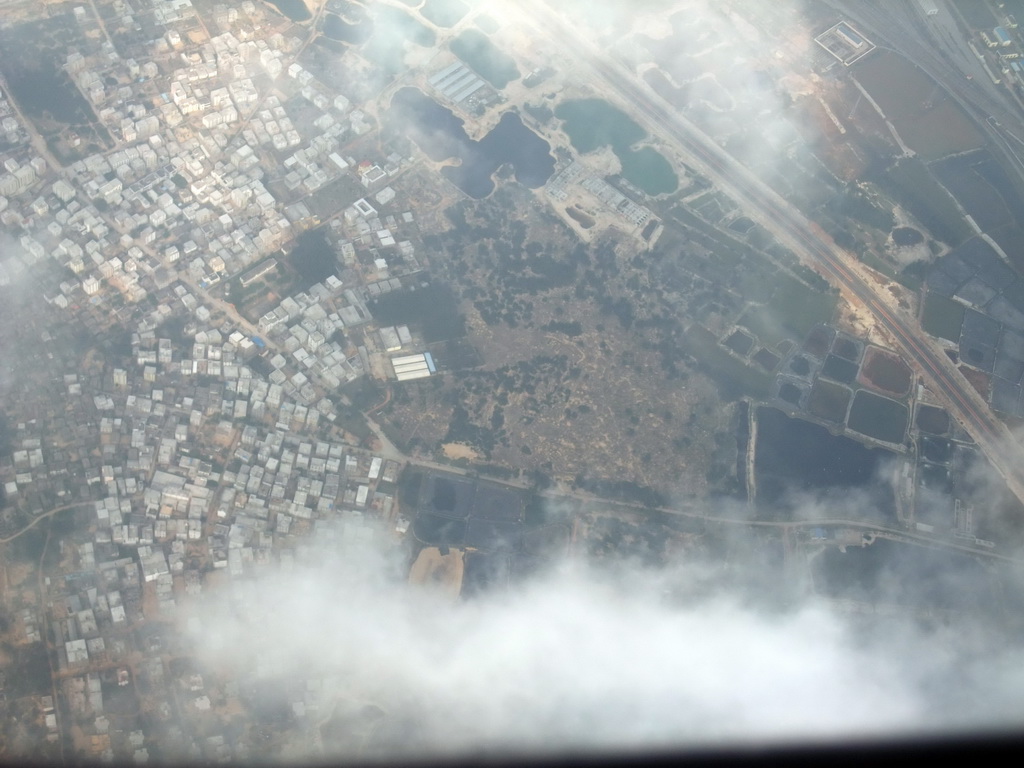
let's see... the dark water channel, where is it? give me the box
[389,87,554,199]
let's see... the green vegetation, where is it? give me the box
[826,185,896,231]
[669,205,748,268]
[572,476,668,508]
[342,377,385,411]
[875,158,973,246]
[288,228,338,289]
[854,49,984,160]
[336,404,373,442]
[681,325,773,401]
[735,266,776,304]
[450,29,520,89]
[471,463,519,481]
[397,466,424,509]
[921,292,966,342]
[541,320,583,337]
[226,277,265,307]
[369,283,466,342]
[740,272,837,348]
[848,391,909,444]
[892,227,924,246]
[807,379,852,423]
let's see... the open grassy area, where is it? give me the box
[876,158,974,246]
[848,390,909,444]
[740,272,837,348]
[669,205,759,269]
[854,50,983,160]
[682,325,772,401]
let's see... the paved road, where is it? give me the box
[521,0,1024,507]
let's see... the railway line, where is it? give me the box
[520,0,1024,506]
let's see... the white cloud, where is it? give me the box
[176,520,1024,762]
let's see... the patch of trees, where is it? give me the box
[597,294,635,330]
[572,476,667,508]
[472,463,518,481]
[342,377,384,411]
[824,184,896,232]
[4,644,51,697]
[443,404,496,456]
[871,158,973,246]
[541,320,583,336]
[396,467,424,508]
[370,283,466,342]
[246,356,274,378]
[473,294,533,328]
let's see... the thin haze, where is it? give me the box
[154,1,1024,762]
[177,510,1024,762]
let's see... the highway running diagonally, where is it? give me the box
[519,0,1024,508]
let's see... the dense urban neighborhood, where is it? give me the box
[3,0,1024,762]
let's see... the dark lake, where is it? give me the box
[265,0,311,22]
[389,87,554,199]
[322,13,372,44]
[754,406,896,520]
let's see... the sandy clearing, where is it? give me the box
[408,547,464,599]
[442,442,482,461]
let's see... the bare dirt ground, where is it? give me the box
[835,290,890,348]
[441,443,481,461]
[383,189,730,496]
[408,547,464,599]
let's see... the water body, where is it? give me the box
[322,13,372,44]
[891,226,923,247]
[264,0,311,22]
[421,0,470,29]
[555,98,677,196]
[390,88,554,199]
[847,391,908,444]
[754,406,895,520]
